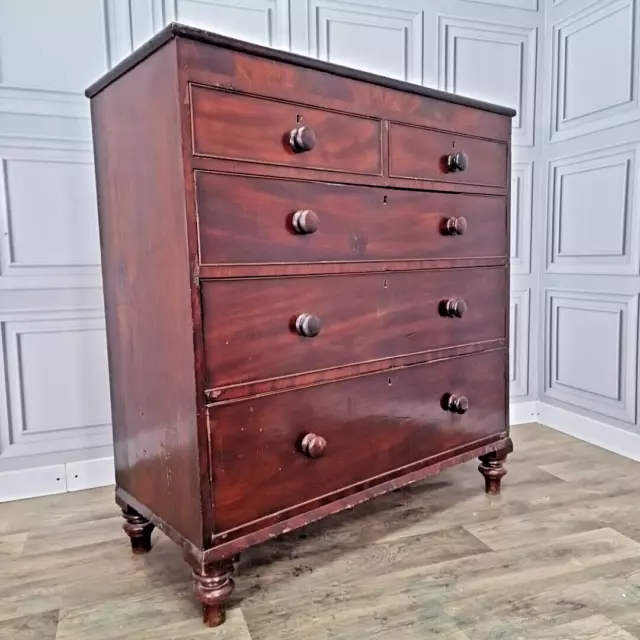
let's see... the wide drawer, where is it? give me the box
[210,348,508,533]
[389,123,508,187]
[190,85,382,175]
[196,173,508,266]
[201,267,507,388]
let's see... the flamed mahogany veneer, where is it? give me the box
[87,22,515,628]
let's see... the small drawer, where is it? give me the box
[195,173,507,266]
[201,267,507,388]
[210,349,507,533]
[389,123,508,187]
[190,85,382,175]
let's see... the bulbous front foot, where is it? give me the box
[478,439,513,495]
[193,559,236,627]
[121,506,154,554]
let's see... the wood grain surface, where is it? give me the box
[389,122,508,187]
[209,349,507,534]
[201,267,508,388]
[196,172,508,268]
[90,39,204,548]
[190,85,382,175]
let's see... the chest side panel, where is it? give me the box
[91,40,204,548]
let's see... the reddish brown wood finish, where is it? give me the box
[90,39,205,549]
[193,560,235,627]
[205,339,506,402]
[121,506,155,553]
[201,268,507,388]
[479,441,514,494]
[389,123,508,187]
[195,172,507,267]
[209,349,507,533]
[116,437,512,562]
[87,24,515,119]
[87,22,514,629]
[191,85,382,175]
[199,257,508,278]
[191,155,509,196]
[178,38,512,142]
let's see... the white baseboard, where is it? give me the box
[0,464,68,503]
[538,401,640,463]
[66,457,115,492]
[0,457,115,503]
[510,401,539,425]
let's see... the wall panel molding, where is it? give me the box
[0,0,135,150]
[462,0,538,11]
[437,16,536,146]
[546,143,639,275]
[510,288,531,398]
[511,161,533,275]
[0,309,112,460]
[0,155,102,281]
[104,0,135,65]
[167,0,291,49]
[307,0,423,83]
[544,289,638,424]
[550,0,639,142]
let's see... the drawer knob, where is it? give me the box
[289,126,316,153]
[443,298,467,318]
[447,394,469,414]
[301,433,327,458]
[292,209,319,234]
[295,313,322,337]
[445,216,468,235]
[447,150,468,173]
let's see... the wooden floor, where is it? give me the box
[2,423,640,639]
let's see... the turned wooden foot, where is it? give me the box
[478,439,513,495]
[193,559,235,627]
[121,507,154,553]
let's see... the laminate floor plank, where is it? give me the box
[0,533,27,560]
[0,610,59,640]
[523,613,636,639]
[0,424,638,639]
[444,555,640,639]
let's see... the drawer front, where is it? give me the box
[210,349,507,533]
[191,85,382,175]
[196,173,507,266]
[389,123,508,187]
[201,267,507,388]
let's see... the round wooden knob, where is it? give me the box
[447,394,469,414]
[444,298,467,318]
[301,433,327,458]
[289,126,316,152]
[295,313,321,337]
[445,216,467,235]
[292,209,319,234]
[447,150,468,173]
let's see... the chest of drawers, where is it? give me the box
[86,22,515,627]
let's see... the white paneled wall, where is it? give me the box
[0,0,543,500]
[538,0,640,458]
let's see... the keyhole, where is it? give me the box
[452,140,456,148]
[388,378,392,386]
[296,114,302,123]
[383,195,388,205]
[383,279,388,288]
